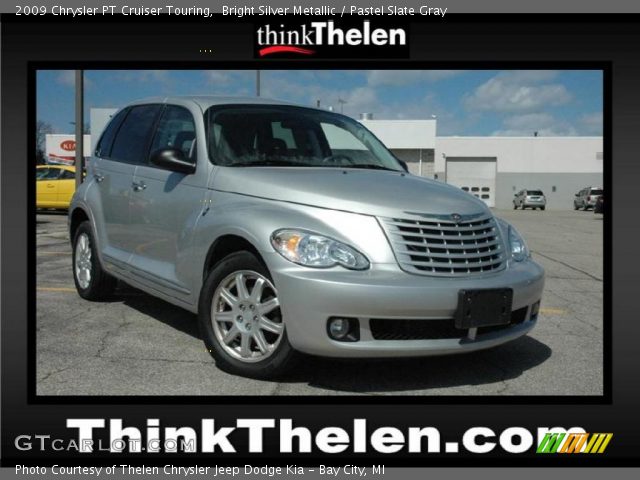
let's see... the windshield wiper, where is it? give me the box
[345,164,400,172]
[228,160,307,167]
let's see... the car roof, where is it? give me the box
[126,95,302,111]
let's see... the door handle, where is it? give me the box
[132,181,147,192]
[94,173,104,183]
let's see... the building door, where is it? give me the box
[445,157,497,207]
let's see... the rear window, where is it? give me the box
[527,190,544,196]
[590,189,603,195]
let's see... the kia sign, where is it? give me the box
[45,134,91,165]
[60,140,76,152]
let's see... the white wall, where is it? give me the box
[360,119,436,149]
[435,136,603,173]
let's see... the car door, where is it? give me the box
[127,103,208,300]
[36,167,62,208]
[90,104,162,268]
[56,169,76,207]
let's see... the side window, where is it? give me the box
[60,170,75,180]
[36,168,50,179]
[42,168,63,180]
[110,104,161,164]
[271,122,296,149]
[149,105,197,163]
[95,108,129,158]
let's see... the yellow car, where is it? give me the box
[36,165,77,209]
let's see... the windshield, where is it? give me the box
[590,189,603,195]
[527,190,544,196]
[205,105,403,171]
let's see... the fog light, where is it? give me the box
[327,317,359,342]
[531,301,541,320]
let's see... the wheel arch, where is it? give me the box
[69,207,90,241]
[202,234,266,281]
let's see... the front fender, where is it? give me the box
[189,191,395,302]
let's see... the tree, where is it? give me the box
[36,120,53,164]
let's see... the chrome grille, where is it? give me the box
[380,213,505,276]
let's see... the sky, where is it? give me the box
[37,69,603,137]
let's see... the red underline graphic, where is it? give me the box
[259,46,316,57]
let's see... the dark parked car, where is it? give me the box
[594,194,604,214]
[574,187,603,210]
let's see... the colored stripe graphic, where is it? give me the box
[537,433,613,454]
[560,433,589,453]
[583,433,613,454]
[537,433,566,453]
[259,46,316,56]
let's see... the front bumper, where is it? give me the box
[267,253,545,357]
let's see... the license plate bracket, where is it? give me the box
[455,288,513,329]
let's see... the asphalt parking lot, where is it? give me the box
[36,209,603,396]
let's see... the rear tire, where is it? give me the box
[198,251,296,379]
[541,206,546,211]
[72,221,117,301]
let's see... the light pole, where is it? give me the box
[256,70,261,97]
[75,70,84,188]
[337,98,347,114]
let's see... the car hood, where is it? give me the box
[212,167,490,218]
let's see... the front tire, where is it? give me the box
[72,221,117,301]
[198,251,296,379]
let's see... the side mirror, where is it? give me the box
[397,159,409,172]
[149,148,196,174]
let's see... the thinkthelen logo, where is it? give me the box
[256,20,407,57]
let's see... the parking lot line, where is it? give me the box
[38,286,76,292]
[539,307,566,315]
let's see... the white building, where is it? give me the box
[362,118,603,210]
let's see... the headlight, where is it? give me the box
[508,224,530,262]
[270,229,370,270]
[496,217,530,262]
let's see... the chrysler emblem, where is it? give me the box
[450,213,462,223]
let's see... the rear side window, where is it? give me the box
[36,168,50,179]
[109,105,161,164]
[95,108,129,158]
[149,105,197,163]
[39,168,62,180]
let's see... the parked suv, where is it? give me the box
[574,187,603,210]
[69,97,544,378]
[513,189,547,210]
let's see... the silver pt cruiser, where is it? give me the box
[69,96,544,378]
